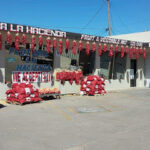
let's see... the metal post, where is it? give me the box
[107,0,111,36]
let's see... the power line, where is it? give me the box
[80,1,105,32]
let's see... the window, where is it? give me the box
[79,49,96,76]
[113,53,127,79]
[100,52,112,79]
[61,48,79,70]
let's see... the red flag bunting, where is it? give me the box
[53,38,57,50]
[125,46,129,54]
[72,40,77,55]
[22,34,26,46]
[136,47,139,59]
[6,32,12,45]
[92,42,96,51]
[139,47,143,55]
[120,46,125,58]
[115,45,119,53]
[109,45,113,57]
[65,39,69,50]
[39,36,43,48]
[46,37,51,53]
[98,44,102,56]
[133,47,136,54]
[129,47,133,59]
[31,35,35,52]
[58,39,63,55]
[15,33,20,51]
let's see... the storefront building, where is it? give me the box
[0,22,149,98]
[110,31,150,88]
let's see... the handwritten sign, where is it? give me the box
[12,71,51,83]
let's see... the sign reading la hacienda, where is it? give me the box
[0,22,147,47]
[0,22,66,38]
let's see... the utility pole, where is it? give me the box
[106,0,114,79]
[106,0,111,36]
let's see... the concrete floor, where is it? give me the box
[0,88,150,150]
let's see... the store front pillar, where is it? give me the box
[94,49,101,76]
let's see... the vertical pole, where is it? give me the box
[107,0,111,36]
[106,0,115,79]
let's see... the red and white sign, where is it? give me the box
[12,71,51,83]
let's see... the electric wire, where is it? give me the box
[80,0,105,32]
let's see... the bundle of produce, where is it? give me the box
[56,70,83,85]
[38,88,60,95]
[6,83,41,104]
[80,75,106,96]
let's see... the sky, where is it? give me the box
[0,0,150,37]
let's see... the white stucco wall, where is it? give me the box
[110,32,150,88]
[145,53,150,87]
[136,56,145,87]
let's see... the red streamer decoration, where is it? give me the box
[143,48,146,59]
[22,34,26,46]
[65,39,69,50]
[46,37,51,53]
[0,33,2,50]
[133,47,136,54]
[109,45,113,57]
[103,44,107,52]
[53,38,57,50]
[120,46,125,58]
[72,40,77,55]
[58,39,63,55]
[6,32,12,45]
[125,46,129,54]
[136,47,139,59]
[31,35,35,52]
[92,42,96,51]
[139,47,143,55]
[115,45,119,53]
[15,34,20,51]
[98,44,102,56]
[129,47,133,59]
[39,36,43,48]
[86,42,90,55]
[78,41,83,51]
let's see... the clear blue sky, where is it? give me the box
[1,0,150,36]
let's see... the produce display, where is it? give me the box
[6,83,42,104]
[80,75,106,96]
[56,70,83,85]
[38,88,60,95]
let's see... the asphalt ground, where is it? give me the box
[0,88,150,150]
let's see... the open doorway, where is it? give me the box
[130,59,137,87]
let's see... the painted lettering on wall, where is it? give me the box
[12,71,51,83]
[9,48,51,71]
[0,22,66,38]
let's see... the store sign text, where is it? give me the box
[0,22,66,38]
[12,71,51,83]
[80,34,143,47]
[9,48,51,71]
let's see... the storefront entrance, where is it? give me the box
[130,59,137,87]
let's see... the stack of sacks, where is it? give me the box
[56,70,83,85]
[6,83,41,104]
[80,75,106,95]
[38,88,60,95]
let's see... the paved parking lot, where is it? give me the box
[0,88,150,150]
